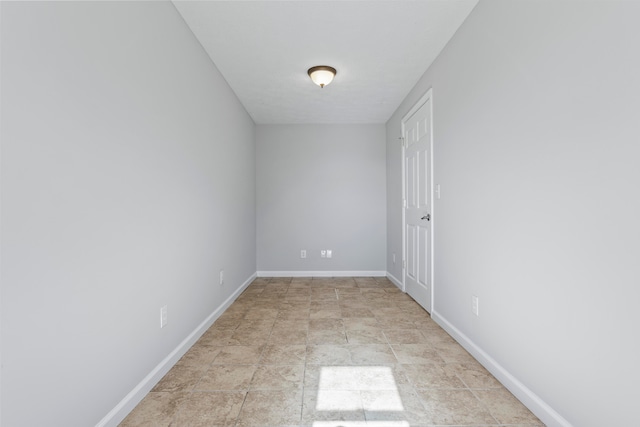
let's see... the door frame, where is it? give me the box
[401,88,434,313]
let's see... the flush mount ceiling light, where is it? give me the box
[308,65,337,88]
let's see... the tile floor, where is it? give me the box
[120,277,543,427]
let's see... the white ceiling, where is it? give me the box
[173,1,478,124]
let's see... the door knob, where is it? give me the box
[421,214,430,221]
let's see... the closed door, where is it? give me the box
[403,92,432,313]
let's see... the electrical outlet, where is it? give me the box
[471,295,479,316]
[392,253,396,264]
[321,250,326,258]
[326,250,332,258]
[300,249,306,259]
[160,305,167,328]
[220,270,224,285]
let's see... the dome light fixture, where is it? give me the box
[308,65,337,88]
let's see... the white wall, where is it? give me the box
[0,2,255,426]
[386,1,640,426]
[257,125,386,275]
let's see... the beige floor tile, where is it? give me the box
[264,286,289,293]
[250,364,305,390]
[391,344,444,364]
[383,329,429,344]
[332,281,358,289]
[211,318,242,330]
[198,332,240,347]
[244,307,280,319]
[311,288,338,297]
[306,345,352,365]
[126,278,540,427]
[309,318,344,331]
[236,390,303,427]
[420,327,458,346]
[250,299,280,308]
[343,318,381,330]
[360,287,387,294]
[340,303,372,312]
[259,344,306,365]
[308,329,348,345]
[195,364,257,391]
[337,288,364,296]
[309,308,342,319]
[230,329,270,346]
[280,300,311,309]
[172,391,245,427]
[276,310,310,320]
[175,344,221,369]
[311,300,341,309]
[151,366,204,392]
[445,362,503,389]
[401,363,466,389]
[376,317,419,329]
[433,341,478,364]
[413,316,442,329]
[302,364,323,389]
[119,391,188,427]
[341,308,376,318]
[416,389,498,425]
[348,344,398,364]
[269,329,308,344]
[241,287,265,295]
[346,329,387,344]
[474,388,544,425]
[285,289,311,298]
[212,345,264,365]
[273,319,309,331]
[236,319,275,330]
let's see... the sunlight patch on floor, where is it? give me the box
[316,366,404,412]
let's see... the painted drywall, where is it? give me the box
[257,125,386,274]
[386,1,640,426]
[0,2,255,426]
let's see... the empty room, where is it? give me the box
[1,1,638,426]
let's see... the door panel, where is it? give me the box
[403,94,432,313]
[406,224,417,279]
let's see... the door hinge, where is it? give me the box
[402,260,406,269]
[399,136,405,147]
[403,199,407,208]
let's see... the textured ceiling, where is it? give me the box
[173,1,478,124]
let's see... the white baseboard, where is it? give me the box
[431,310,572,427]
[257,271,387,278]
[96,272,256,427]
[386,271,403,290]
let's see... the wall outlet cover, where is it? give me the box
[160,305,168,328]
[471,295,479,316]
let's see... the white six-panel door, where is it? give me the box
[402,92,432,313]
